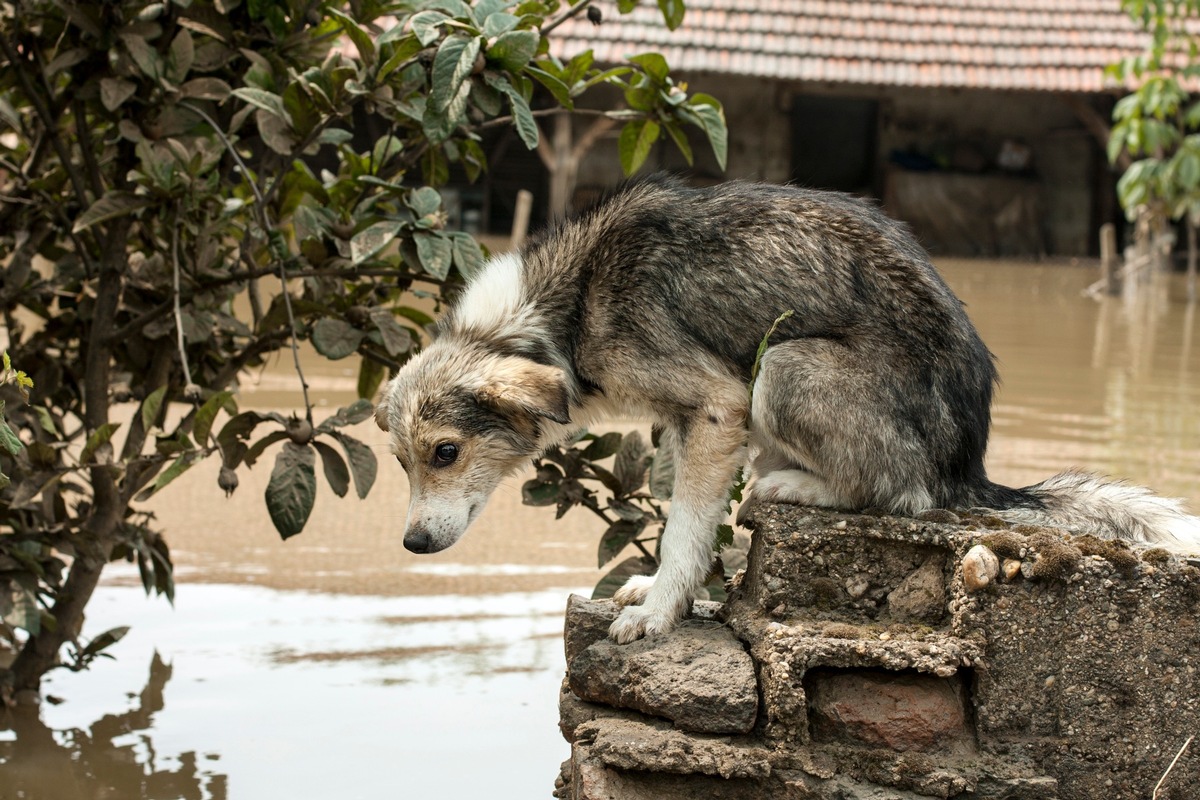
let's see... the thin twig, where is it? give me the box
[180,100,313,423]
[541,0,594,35]
[1153,735,1193,800]
[104,267,440,344]
[170,205,195,391]
[475,107,609,131]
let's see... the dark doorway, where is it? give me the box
[791,95,879,194]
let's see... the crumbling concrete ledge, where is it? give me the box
[554,504,1200,800]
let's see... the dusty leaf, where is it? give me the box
[266,442,316,539]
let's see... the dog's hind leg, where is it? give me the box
[609,401,747,643]
[743,339,936,515]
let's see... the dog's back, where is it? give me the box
[512,176,1000,510]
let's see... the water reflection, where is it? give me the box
[940,261,1200,508]
[15,583,583,800]
[0,654,226,800]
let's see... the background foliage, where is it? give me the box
[0,0,725,697]
[1110,0,1200,223]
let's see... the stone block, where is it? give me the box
[566,599,758,734]
[805,668,971,754]
[576,717,771,779]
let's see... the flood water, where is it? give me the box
[2,259,1199,800]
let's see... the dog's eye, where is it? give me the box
[432,442,459,466]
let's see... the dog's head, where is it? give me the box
[375,343,571,554]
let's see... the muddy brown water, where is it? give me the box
[1,260,1198,799]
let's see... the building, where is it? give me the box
[484,0,1152,257]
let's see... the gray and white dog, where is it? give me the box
[374,175,1200,643]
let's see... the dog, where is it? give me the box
[374,175,1200,644]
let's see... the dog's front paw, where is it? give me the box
[608,604,678,644]
[612,574,655,607]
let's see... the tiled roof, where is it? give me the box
[549,0,1150,91]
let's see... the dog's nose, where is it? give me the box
[404,528,432,553]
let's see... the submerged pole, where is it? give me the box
[1100,222,1120,296]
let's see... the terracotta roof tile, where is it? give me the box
[550,0,1155,90]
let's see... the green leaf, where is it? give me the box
[193,390,236,445]
[122,34,164,81]
[350,220,403,265]
[684,94,727,171]
[618,119,660,175]
[488,29,538,72]
[100,78,138,111]
[137,451,200,500]
[629,52,669,83]
[311,319,366,360]
[72,191,154,233]
[80,626,130,659]
[563,50,595,86]
[408,186,443,216]
[331,431,377,499]
[749,310,794,398]
[648,440,675,500]
[522,478,560,506]
[431,34,481,113]
[167,28,195,82]
[3,577,42,635]
[265,442,317,539]
[656,0,685,29]
[328,7,376,67]
[140,386,169,432]
[317,399,376,432]
[484,75,539,149]
[255,107,298,154]
[357,358,387,401]
[592,556,656,600]
[714,523,735,552]
[415,231,453,279]
[181,77,232,101]
[243,429,289,467]
[450,232,485,279]
[369,308,414,356]
[483,11,520,37]
[231,87,290,121]
[411,10,451,46]
[616,0,639,12]
[598,519,647,567]
[0,416,22,456]
[378,34,424,81]
[613,430,649,494]
[583,431,623,460]
[80,423,121,465]
[313,440,351,498]
[527,66,574,109]
[663,120,693,166]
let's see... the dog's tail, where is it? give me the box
[979,470,1200,554]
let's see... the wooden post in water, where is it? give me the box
[1188,217,1198,303]
[510,189,533,250]
[1100,222,1120,296]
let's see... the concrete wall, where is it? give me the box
[556,506,1200,799]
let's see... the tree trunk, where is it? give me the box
[9,218,130,693]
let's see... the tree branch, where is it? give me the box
[541,0,594,35]
[0,32,94,212]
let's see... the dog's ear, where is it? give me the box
[374,401,390,432]
[476,358,571,425]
